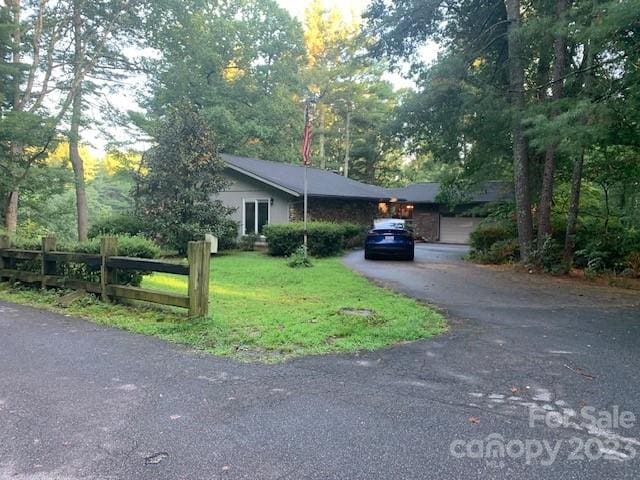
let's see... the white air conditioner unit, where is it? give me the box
[204,234,218,254]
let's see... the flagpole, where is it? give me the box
[302,99,311,251]
[303,163,308,250]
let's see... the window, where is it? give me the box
[243,199,270,235]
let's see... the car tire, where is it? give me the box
[364,250,375,260]
[405,251,414,261]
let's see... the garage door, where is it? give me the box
[439,217,482,244]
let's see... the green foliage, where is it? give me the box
[469,221,517,254]
[88,213,146,239]
[3,234,159,287]
[625,252,640,278]
[530,236,567,275]
[143,0,305,163]
[214,218,239,251]
[468,218,521,264]
[134,103,232,254]
[574,225,640,274]
[0,112,58,206]
[288,245,313,268]
[239,234,259,251]
[484,239,519,265]
[112,235,161,260]
[264,222,363,257]
[365,0,640,271]
[17,161,136,243]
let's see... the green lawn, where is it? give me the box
[0,252,445,362]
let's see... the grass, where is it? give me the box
[0,252,446,362]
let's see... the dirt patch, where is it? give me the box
[339,308,375,318]
[473,262,640,292]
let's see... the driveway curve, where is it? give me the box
[0,245,638,479]
[344,244,640,476]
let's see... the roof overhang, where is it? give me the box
[225,164,301,197]
[306,194,397,202]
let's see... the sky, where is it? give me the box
[276,0,370,22]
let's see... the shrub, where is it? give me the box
[625,252,640,278]
[239,234,259,251]
[531,236,567,274]
[470,221,516,253]
[214,219,239,251]
[288,246,313,268]
[574,224,640,273]
[88,214,146,239]
[264,222,363,257]
[68,235,160,259]
[2,234,159,287]
[487,239,519,264]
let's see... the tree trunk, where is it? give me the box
[505,0,534,262]
[4,192,18,232]
[563,3,595,264]
[70,92,88,241]
[5,0,21,232]
[343,108,351,178]
[564,149,584,263]
[537,0,568,248]
[4,138,21,232]
[319,106,326,169]
[70,0,88,241]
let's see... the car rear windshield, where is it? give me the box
[373,220,406,230]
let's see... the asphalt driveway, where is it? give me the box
[1,244,639,479]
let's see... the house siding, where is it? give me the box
[213,170,294,237]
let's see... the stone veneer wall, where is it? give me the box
[412,204,440,242]
[289,198,379,226]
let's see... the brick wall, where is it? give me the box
[412,205,440,241]
[290,198,379,226]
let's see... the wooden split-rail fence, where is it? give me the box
[0,235,211,318]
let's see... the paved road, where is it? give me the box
[1,245,639,479]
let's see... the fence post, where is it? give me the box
[0,235,10,282]
[100,236,118,302]
[188,240,211,318]
[41,235,57,289]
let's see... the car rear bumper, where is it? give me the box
[365,245,414,256]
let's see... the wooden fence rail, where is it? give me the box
[0,235,210,318]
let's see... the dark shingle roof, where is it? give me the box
[388,181,512,203]
[386,183,440,203]
[221,154,511,204]
[222,154,389,200]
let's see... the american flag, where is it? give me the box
[301,103,313,166]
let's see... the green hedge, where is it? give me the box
[468,220,518,264]
[4,234,160,287]
[469,221,516,253]
[214,218,240,251]
[87,214,239,253]
[263,222,365,257]
[88,214,146,239]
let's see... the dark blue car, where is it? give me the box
[364,219,415,261]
